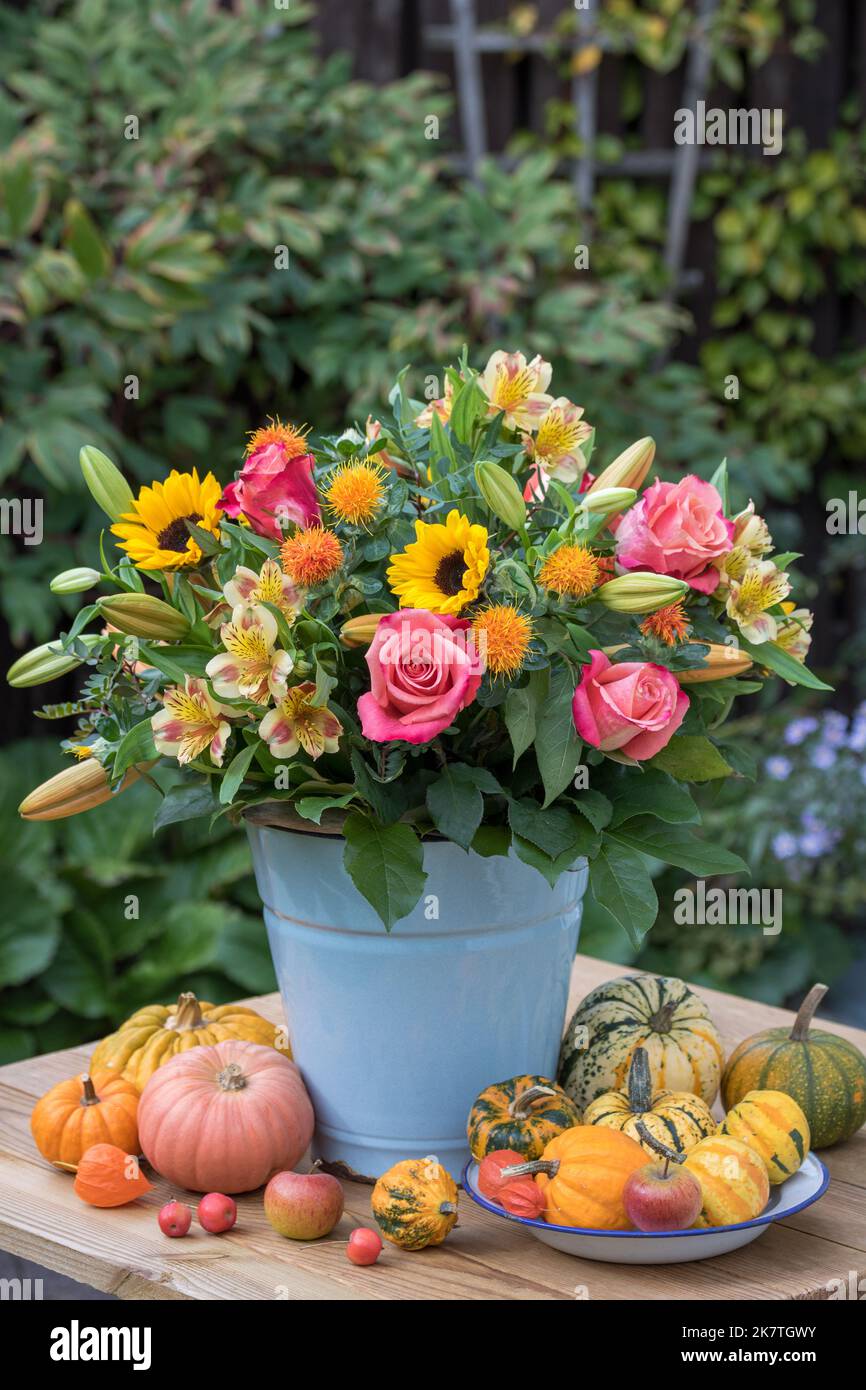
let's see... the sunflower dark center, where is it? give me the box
[158,514,202,553]
[434,550,468,596]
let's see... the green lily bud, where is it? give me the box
[596,573,689,614]
[79,445,135,521]
[474,460,527,532]
[7,634,101,688]
[579,487,637,517]
[49,567,102,595]
[586,437,655,496]
[98,593,191,640]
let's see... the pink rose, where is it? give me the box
[615,475,733,594]
[219,442,320,541]
[572,650,689,762]
[358,610,483,745]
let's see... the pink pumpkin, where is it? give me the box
[138,1040,314,1193]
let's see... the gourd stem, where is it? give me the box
[633,1120,685,1167]
[217,1062,248,1092]
[79,1074,100,1107]
[169,991,206,1032]
[509,1084,558,1119]
[647,999,677,1034]
[627,1047,653,1114]
[499,1159,559,1179]
[790,983,828,1041]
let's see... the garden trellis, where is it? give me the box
[427,0,721,294]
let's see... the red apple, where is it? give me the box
[197,1192,237,1234]
[346,1227,383,1266]
[264,1167,344,1241]
[623,1159,703,1233]
[158,1200,191,1238]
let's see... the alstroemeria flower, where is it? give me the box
[414,377,455,428]
[258,681,343,760]
[478,350,553,431]
[776,604,813,664]
[726,560,791,643]
[714,501,773,588]
[206,606,293,706]
[223,558,303,624]
[152,676,235,766]
[522,397,592,483]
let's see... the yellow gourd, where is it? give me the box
[91,991,290,1089]
[683,1134,770,1227]
[371,1159,458,1250]
[719,1089,810,1185]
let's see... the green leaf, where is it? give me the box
[649,735,734,782]
[63,198,111,280]
[507,798,589,860]
[294,793,355,825]
[342,813,427,930]
[153,782,218,832]
[41,911,112,1018]
[219,743,258,805]
[534,667,582,806]
[137,642,188,684]
[511,834,578,888]
[605,769,699,828]
[426,765,484,850]
[737,636,833,692]
[470,824,511,858]
[0,913,60,987]
[608,819,750,877]
[505,668,547,767]
[114,719,158,779]
[708,457,728,512]
[570,789,612,831]
[589,841,658,948]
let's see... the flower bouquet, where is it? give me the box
[11,347,826,931]
[8,348,830,1173]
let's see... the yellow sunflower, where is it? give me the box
[387,509,489,615]
[112,469,223,571]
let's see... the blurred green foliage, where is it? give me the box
[0,741,270,1063]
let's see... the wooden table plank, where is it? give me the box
[1,954,863,1301]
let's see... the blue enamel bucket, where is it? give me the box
[247,820,587,1180]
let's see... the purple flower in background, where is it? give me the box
[784,717,818,746]
[810,744,837,770]
[848,719,866,752]
[772,831,799,861]
[820,712,849,747]
[765,755,793,780]
[799,827,837,858]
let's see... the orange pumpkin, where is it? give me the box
[73,1143,154,1207]
[506,1126,648,1229]
[31,1071,140,1169]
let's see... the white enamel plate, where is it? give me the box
[462,1153,830,1265]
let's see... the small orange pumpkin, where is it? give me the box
[505,1126,648,1230]
[31,1071,140,1169]
[73,1144,154,1207]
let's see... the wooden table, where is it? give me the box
[1,956,863,1301]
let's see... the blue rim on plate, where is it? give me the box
[461,1154,830,1239]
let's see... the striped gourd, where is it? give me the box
[558,974,724,1112]
[467,1075,581,1161]
[683,1135,770,1228]
[719,1090,809,1185]
[583,1046,716,1156]
[722,984,866,1149]
[371,1159,458,1251]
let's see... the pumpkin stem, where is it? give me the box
[217,1062,248,1092]
[509,1084,558,1119]
[168,991,206,1031]
[499,1159,559,1180]
[439,1202,457,1215]
[633,1120,685,1166]
[790,982,829,1041]
[647,999,677,1034]
[79,1074,100,1107]
[626,1047,653,1114]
